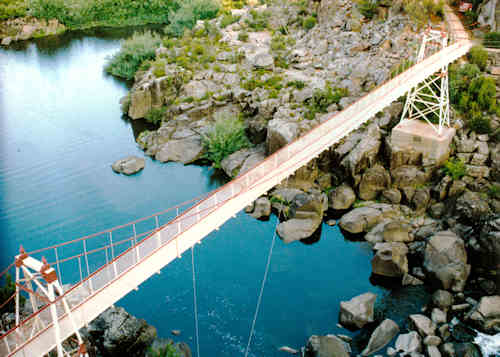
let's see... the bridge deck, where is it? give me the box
[1,7,471,357]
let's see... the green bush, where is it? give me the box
[287,80,306,89]
[488,184,500,199]
[105,31,161,80]
[0,274,24,315]
[0,0,26,20]
[238,30,249,42]
[468,45,488,71]
[357,0,378,19]
[220,12,240,28]
[305,86,348,119]
[468,114,492,134]
[29,0,176,28]
[166,0,221,37]
[449,63,480,104]
[202,113,251,168]
[442,158,467,180]
[302,16,317,30]
[484,32,500,48]
[245,9,270,31]
[148,343,181,357]
[145,107,167,124]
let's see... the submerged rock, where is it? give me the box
[111,156,145,175]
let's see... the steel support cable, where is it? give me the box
[191,246,201,357]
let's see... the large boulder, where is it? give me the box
[359,165,391,200]
[84,306,156,357]
[266,118,299,154]
[339,292,377,329]
[155,137,204,164]
[455,191,491,224]
[305,335,350,357]
[391,165,426,202]
[395,331,422,354]
[276,190,327,243]
[183,79,219,100]
[467,295,500,333]
[361,319,399,356]
[371,242,409,277]
[339,207,381,234]
[340,125,381,179]
[477,217,500,285]
[383,220,412,243]
[111,156,145,175]
[409,314,436,337]
[220,146,266,178]
[250,197,271,219]
[329,184,356,210]
[423,231,470,292]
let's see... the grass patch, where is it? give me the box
[286,80,306,89]
[105,31,161,80]
[484,32,500,48]
[467,45,488,71]
[302,16,317,30]
[220,12,240,28]
[202,112,251,168]
[245,9,271,31]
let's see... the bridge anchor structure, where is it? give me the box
[392,27,457,166]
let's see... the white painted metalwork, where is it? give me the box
[400,28,451,135]
[0,7,471,357]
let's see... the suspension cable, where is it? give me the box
[191,246,201,357]
[244,215,280,357]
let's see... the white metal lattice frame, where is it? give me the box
[400,28,450,135]
[14,248,88,357]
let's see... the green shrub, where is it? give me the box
[202,113,251,168]
[304,86,348,119]
[245,9,270,31]
[484,32,500,48]
[302,16,317,30]
[357,0,378,19]
[29,0,175,28]
[488,184,500,199]
[166,0,221,37]
[148,343,181,357]
[145,107,167,124]
[442,158,467,180]
[105,31,162,80]
[270,33,295,51]
[238,31,249,42]
[0,0,26,20]
[468,114,492,134]
[449,63,480,104]
[468,45,488,71]
[0,274,24,314]
[464,10,478,27]
[152,59,167,77]
[287,80,306,89]
[220,12,240,28]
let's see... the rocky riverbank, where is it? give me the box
[117,0,500,355]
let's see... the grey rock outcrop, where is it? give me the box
[423,231,470,292]
[84,306,156,357]
[155,137,204,164]
[111,156,145,175]
[339,292,377,329]
[455,191,491,223]
[359,165,391,200]
[266,118,299,154]
[250,197,271,219]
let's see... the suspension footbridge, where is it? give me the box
[0,7,472,357]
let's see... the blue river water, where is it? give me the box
[0,29,384,356]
